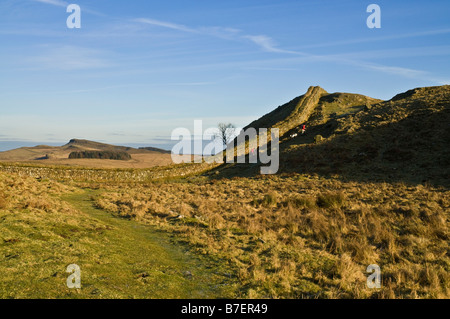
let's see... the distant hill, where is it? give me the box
[64,138,133,152]
[63,139,169,154]
[218,85,450,187]
[138,146,171,154]
[0,139,172,168]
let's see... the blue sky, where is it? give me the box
[0,0,449,150]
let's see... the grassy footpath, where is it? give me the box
[0,183,237,298]
[61,190,238,299]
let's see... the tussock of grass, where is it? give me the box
[316,192,346,209]
[262,191,278,207]
[286,195,316,209]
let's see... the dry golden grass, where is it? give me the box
[95,174,449,298]
[1,160,448,299]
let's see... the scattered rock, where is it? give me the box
[90,289,101,295]
[137,272,149,278]
[183,271,193,279]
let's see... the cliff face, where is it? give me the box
[276,86,329,136]
[243,86,328,136]
[233,85,378,153]
[242,86,380,138]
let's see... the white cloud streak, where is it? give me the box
[25,45,112,70]
[134,17,301,55]
[134,15,450,84]
[359,63,426,78]
[299,28,450,50]
[32,0,105,16]
[33,0,68,7]
[243,35,302,54]
[133,18,196,33]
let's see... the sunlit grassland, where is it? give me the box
[1,162,449,299]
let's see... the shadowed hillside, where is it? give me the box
[216,85,450,187]
[280,85,450,186]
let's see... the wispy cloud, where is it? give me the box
[133,18,195,33]
[13,4,450,87]
[243,35,301,54]
[33,0,68,8]
[321,45,450,62]
[25,45,112,70]
[370,66,449,85]
[166,82,214,86]
[299,28,450,50]
[360,63,426,78]
[134,17,245,41]
[339,59,449,84]
[199,26,241,39]
[134,17,299,55]
[32,0,105,16]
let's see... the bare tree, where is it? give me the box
[215,123,236,147]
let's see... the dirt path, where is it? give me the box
[61,190,237,298]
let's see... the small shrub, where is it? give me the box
[316,192,346,209]
[314,135,324,143]
[287,195,316,209]
[262,192,278,207]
